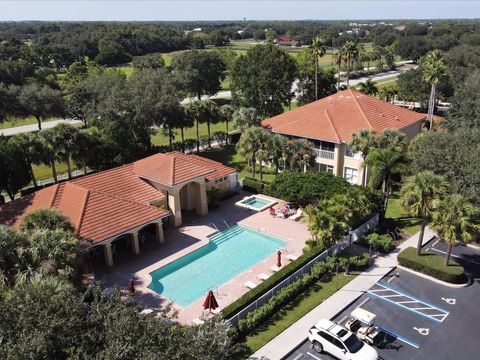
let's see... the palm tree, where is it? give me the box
[348,129,377,186]
[38,129,59,183]
[420,50,447,131]
[376,129,408,150]
[268,134,286,174]
[431,194,480,266]
[295,138,315,172]
[365,147,404,215]
[185,100,208,153]
[332,49,343,92]
[257,148,269,181]
[358,79,379,96]
[9,133,45,188]
[310,37,327,100]
[236,127,270,179]
[202,100,220,149]
[51,123,80,179]
[401,172,447,256]
[20,208,75,236]
[219,104,234,145]
[341,41,359,88]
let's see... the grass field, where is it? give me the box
[151,121,228,146]
[384,194,422,236]
[239,273,355,357]
[0,116,60,130]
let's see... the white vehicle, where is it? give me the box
[308,319,378,360]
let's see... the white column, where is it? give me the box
[155,221,165,243]
[131,232,140,255]
[168,191,182,227]
[104,243,114,267]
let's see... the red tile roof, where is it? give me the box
[262,89,426,143]
[0,152,234,245]
[133,152,235,186]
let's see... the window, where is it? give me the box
[319,331,334,343]
[343,167,358,184]
[345,146,354,158]
[320,141,335,152]
[318,163,334,174]
[343,334,364,353]
[330,337,345,350]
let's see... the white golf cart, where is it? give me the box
[344,308,381,346]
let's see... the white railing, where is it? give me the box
[315,149,335,160]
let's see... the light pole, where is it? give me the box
[345,228,353,275]
[333,248,340,290]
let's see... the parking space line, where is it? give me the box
[377,325,420,349]
[292,353,303,360]
[306,352,322,360]
[368,283,449,322]
[430,247,480,265]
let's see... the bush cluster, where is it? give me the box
[236,253,369,335]
[358,233,394,253]
[242,177,267,194]
[398,247,467,284]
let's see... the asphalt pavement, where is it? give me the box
[285,247,480,360]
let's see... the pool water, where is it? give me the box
[148,225,286,307]
[241,196,272,209]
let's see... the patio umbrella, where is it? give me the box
[203,290,219,312]
[128,278,135,294]
[277,250,282,267]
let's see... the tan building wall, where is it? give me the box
[400,121,424,140]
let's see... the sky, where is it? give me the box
[1,1,480,21]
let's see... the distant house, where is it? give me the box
[0,152,235,267]
[262,89,426,186]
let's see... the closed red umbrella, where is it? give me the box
[277,250,282,267]
[203,290,219,311]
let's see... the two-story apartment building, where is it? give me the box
[262,89,426,186]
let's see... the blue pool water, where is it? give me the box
[148,225,286,307]
[240,196,274,209]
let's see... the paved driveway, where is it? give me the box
[0,118,83,136]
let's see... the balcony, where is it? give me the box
[315,149,335,160]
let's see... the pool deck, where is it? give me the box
[96,191,310,324]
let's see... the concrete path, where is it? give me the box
[0,118,83,136]
[249,227,436,360]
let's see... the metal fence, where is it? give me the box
[227,213,379,327]
[36,169,86,187]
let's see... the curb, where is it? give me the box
[397,265,470,288]
[466,243,480,250]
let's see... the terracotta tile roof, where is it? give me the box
[133,152,235,186]
[262,89,427,143]
[0,152,234,245]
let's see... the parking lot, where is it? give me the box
[285,243,480,360]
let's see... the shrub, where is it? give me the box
[242,177,266,194]
[235,253,369,335]
[398,247,467,284]
[358,233,394,253]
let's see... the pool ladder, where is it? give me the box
[222,219,230,228]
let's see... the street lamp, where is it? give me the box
[333,248,340,290]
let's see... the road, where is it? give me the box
[339,66,413,87]
[0,118,84,136]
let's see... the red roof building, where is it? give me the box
[262,89,426,185]
[0,152,236,266]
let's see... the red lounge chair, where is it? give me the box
[269,207,276,216]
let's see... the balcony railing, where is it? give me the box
[315,149,335,160]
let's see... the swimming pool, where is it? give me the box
[148,225,286,307]
[235,195,278,211]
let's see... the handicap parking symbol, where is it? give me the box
[413,327,430,336]
[441,297,456,305]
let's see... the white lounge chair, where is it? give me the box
[258,273,270,281]
[244,281,257,289]
[287,254,299,262]
[270,265,281,272]
[289,208,303,221]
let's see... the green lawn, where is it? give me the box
[201,145,276,183]
[151,121,228,146]
[385,194,422,236]
[239,273,355,357]
[0,116,60,130]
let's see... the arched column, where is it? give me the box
[131,232,140,255]
[195,182,208,216]
[155,221,164,243]
[168,191,182,227]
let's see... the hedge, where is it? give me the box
[398,247,467,284]
[242,177,266,194]
[236,253,369,335]
[221,245,326,319]
[358,233,394,253]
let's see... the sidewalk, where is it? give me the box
[249,227,436,360]
[0,118,83,136]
